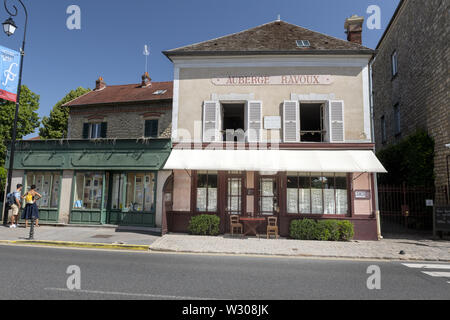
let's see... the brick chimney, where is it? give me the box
[141,72,152,87]
[344,15,364,44]
[95,77,106,91]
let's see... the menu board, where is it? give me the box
[435,206,450,232]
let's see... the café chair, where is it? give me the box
[230,215,243,236]
[267,217,279,239]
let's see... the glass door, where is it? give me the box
[258,177,279,216]
[225,172,245,232]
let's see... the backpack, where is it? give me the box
[6,193,15,206]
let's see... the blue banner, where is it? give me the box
[0,45,21,102]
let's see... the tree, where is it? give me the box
[0,85,40,190]
[39,87,91,139]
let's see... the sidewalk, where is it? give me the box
[0,225,160,251]
[150,234,450,262]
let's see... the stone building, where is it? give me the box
[3,75,173,229]
[372,0,449,196]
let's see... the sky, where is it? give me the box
[0,0,400,139]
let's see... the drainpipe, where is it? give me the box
[369,56,382,240]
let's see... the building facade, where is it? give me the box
[162,19,386,240]
[372,0,449,195]
[3,75,173,228]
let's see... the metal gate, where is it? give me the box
[378,184,448,235]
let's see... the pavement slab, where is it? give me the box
[150,234,450,261]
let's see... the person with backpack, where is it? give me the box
[7,184,23,229]
[22,185,42,228]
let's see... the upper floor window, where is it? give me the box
[83,122,107,139]
[283,100,345,143]
[144,119,159,138]
[393,104,401,135]
[391,51,398,77]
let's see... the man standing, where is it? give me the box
[7,184,23,228]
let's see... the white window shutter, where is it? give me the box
[246,101,263,143]
[329,100,345,142]
[203,101,220,142]
[283,100,299,142]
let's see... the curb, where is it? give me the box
[149,247,450,262]
[0,240,150,251]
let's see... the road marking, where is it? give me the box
[421,272,450,278]
[402,263,450,270]
[44,287,217,300]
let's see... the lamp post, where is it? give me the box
[2,0,27,226]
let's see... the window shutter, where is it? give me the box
[246,101,263,143]
[328,100,345,142]
[283,101,299,142]
[82,123,90,139]
[203,101,220,142]
[100,122,108,138]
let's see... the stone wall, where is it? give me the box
[373,0,450,189]
[68,101,172,140]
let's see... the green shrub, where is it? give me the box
[321,220,340,241]
[188,214,220,236]
[338,220,354,241]
[313,220,332,241]
[290,219,317,240]
[290,219,354,241]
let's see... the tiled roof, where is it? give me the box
[65,81,173,107]
[164,20,374,58]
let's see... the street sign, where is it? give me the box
[0,45,21,102]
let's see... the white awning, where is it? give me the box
[163,149,387,173]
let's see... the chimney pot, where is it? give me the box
[141,72,152,87]
[95,77,106,91]
[345,15,364,45]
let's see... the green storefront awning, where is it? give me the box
[5,139,172,171]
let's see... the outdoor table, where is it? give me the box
[240,217,266,237]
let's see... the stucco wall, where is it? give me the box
[173,170,192,211]
[58,170,74,224]
[156,170,172,227]
[176,64,369,142]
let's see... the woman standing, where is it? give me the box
[22,185,42,228]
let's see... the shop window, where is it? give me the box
[125,172,156,212]
[196,171,218,212]
[222,103,245,142]
[300,103,325,142]
[83,122,107,139]
[73,172,109,210]
[286,172,348,215]
[111,173,124,210]
[26,172,61,209]
[144,120,159,138]
[259,177,278,215]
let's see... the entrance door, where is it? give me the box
[225,173,245,232]
[258,177,279,217]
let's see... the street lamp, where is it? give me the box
[2,17,16,36]
[2,0,28,226]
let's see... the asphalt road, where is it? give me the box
[0,244,448,300]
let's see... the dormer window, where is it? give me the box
[296,40,310,48]
[153,90,167,95]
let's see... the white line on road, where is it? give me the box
[402,263,450,270]
[44,288,218,300]
[421,272,450,278]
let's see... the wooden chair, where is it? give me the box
[267,217,279,239]
[230,215,243,236]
